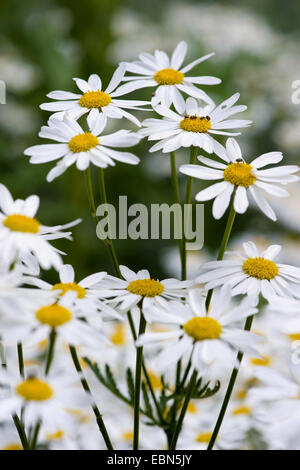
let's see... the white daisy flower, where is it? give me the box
[177,410,249,450]
[40,64,149,127]
[0,423,23,451]
[0,261,27,316]
[0,291,110,349]
[180,137,300,220]
[249,367,300,423]
[0,366,88,434]
[267,295,300,315]
[42,426,78,450]
[118,41,221,113]
[0,184,80,270]
[23,264,122,320]
[140,94,251,155]
[24,114,141,182]
[98,265,192,313]
[196,241,300,301]
[136,286,259,375]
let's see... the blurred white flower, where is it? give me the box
[137,286,259,375]
[0,365,87,434]
[0,184,80,270]
[23,264,120,320]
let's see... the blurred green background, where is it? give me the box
[1,0,300,283]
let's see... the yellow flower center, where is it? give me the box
[52,282,86,299]
[147,371,163,390]
[184,317,222,341]
[243,257,279,280]
[36,304,72,328]
[122,430,134,441]
[3,443,23,450]
[68,132,99,153]
[16,377,53,401]
[232,406,251,415]
[127,279,165,297]
[110,323,126,345]
[180,116,211,133]
[79,90,111,109]
[187,402,197,414]
[3,214,40,233]
[79,357,89,369]
[196,432,213,443]
[223,163,256,188]
[153,68,184,85]
[236,388,247,400]
[66,408,91,423]
[47,430,64,440]
[288,333,300,341]
[250,355,271,366]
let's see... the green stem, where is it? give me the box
[182,146,198,280]
[13,414,29,450]
[207,314,254,450]
[205,198,237,310]
[69,344,113,450]
[0,340,6,367]
[170,151,185,399]
[97,168,122,277]
[169,369,198,450]
[30,420,41,450]
[127,311,164,424]
[17,343,24,378]
[170,152,184,278]
[133,312,147,450]
[179,358,192,389]
[84,167,98,224]
[85,168,121,276]
[45,329,57,376]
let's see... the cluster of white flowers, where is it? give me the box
[1,40,300,451]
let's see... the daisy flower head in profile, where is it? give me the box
[0,290,111,349]
[0,184,80,270]
[177,406,249,450]
[140,94,251,155]
[136,285,259,376]
[23,264,122,320]
[99,265,193,313]
[24,113,141,182]
[40,63,150,127]
[118,41,221,113]
[196,241,300,301]
[0,365,88,434]
[180,137,300,220]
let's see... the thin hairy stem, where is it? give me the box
[133,312,147,450]
[45,329,57,376]
[207,314,254,450]
[205,198,236,310]
[182,146,198,280]
[169,369,198,450]
[69,344,114,450]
